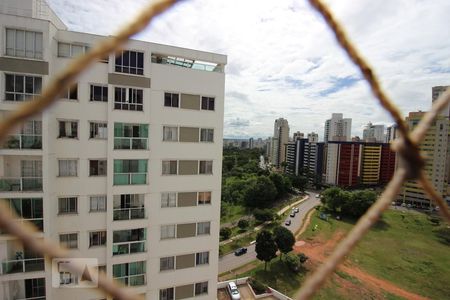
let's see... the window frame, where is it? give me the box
[6,28,43,59]
[114,86,144,111]
[5,73,42,101]
[114,50,145,75]
[162,160,178,175]
[89,122,108,139]
[160,224,176,240]
[161,192,177,208]
[159,287,174,300]
[58,120,78,139]
[58,159,78,177]
[58,196,78,215]
[89,230,107,247]
[159,256,175,272]
[197,222,211,236]
[61,84,78,100]
[89,159,107,176]
[199,160,213,174]
[164,92,179,108]
[195,251,209,266]
[200,128,214,142]
[201,96,215,111]
[195,281,208,296]
[162,126,179,142]
[59,232,78,249]
[89,195,107,212]
[89,84,108,102]
[57,42,89,58]
[198,192,212,205]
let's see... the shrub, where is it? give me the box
[249,278,267,294]
[284,253,301,272]
[237,219,249,229]
[220,227,232,240]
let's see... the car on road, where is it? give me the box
[315,194,320,198]
[290,212,296,217]
[227,281,241,300]
[234,247,247,256]
[294,207,299,213]
[285,219,291,226]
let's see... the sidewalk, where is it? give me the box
[219,194,309,246]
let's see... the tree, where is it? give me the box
[253,208,275,223]
[289,174,308,191]
[284,253,301,272]
[237,219,249,229]
[298,253,309,264]
[219,227,232,240]
[269,173,287,198]
[255,230,278,270]
[244,176,277,207]
[344,190,376,217]
[273,226,295,260]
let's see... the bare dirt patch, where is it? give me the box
[294,232,429,300]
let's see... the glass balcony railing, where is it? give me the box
[3,135,42,149]
[113,173,146,185]
[113,207,145,221]
[16,297,46,300]
[112,241,146,256]
[114,138,147,150]
[114,274,146,286]
[0,177,43,192]
[1,258,45,274]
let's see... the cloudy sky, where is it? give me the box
[47,0,450,140]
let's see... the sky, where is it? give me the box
[47,0,450,140]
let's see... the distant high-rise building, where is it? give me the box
[386,124,398,143]
[324,113,351,142]
[270,118,290,167]
[285,138,307,175]
[362,122,385,142]
[293,131,304,141]
[432,86,450,116]
[307,132,319,143]
[399,111,449,206]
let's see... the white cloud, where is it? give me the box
[47,0,450,139]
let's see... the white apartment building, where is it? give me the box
[362,122,385,143]
[323,113,351,142]
[0,1,226,300]
[270,118,289,168]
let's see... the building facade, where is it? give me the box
[270,118,289,168]
[0,1,226,299]
[362,122,385,143]
[323,113,351,142]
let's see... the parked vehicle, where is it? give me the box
[294,207,299,213]
[316,194,320,198]
[285,219,291,226]
[227,281,241,300]
[234,247,247,256]
[290,212,296,217]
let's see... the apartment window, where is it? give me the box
[5,74,42,101]
[200,128,214,142]
[164,93,179,107]
[89,160,107,176]
[57,42,88,58]
[113,194,145,220]
[115,50,144,75]
[60,271,78,286]
[58,197,77,214]
[5,198,43,231]
[162,160,177,175]
[161,225,176,240]
[59,233,78,249]
[199,160,213,174]
[160,287,174,300]
[198,192,211,205]
[90,195,107,212]
[113,228,147,255]
[160,256,174,271]
[114,123,148,149]
[58,121,78,138]
[25,278,45,299]
[58,159,77,177]
[201,96,215,111]
[6,28,43,59]
[114,87,143,111]
[112,261,146,286]
[90,122,108,139]
[163,126,178,141]
[195,281,208,296]
[161,192,176,208]
[196,252,209,265]
[90,85,108,102]
[61,84,78,100]
[89,231,106,247]
[113,159,147,185]
[197,222,210,235]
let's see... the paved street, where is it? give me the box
[218,191,321,274]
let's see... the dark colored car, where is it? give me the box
[290,212,296,217]
[234,247,247,256]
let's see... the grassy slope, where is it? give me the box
[303,209,450,300]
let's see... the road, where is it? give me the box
[218,191,321,274]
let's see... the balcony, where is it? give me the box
[113,173,146,185]
[114,274,146,286]
[1,257,45,275]
[113,207,145,221]
[114,138,147,150]
[0,177,42,192]
[112,241,146,256]
[2,134,42,150]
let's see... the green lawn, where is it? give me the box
[302,209,450,300]
[220,204,247,224]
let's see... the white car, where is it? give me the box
[227,282,241,300]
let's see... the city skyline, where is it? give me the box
[45,0,450,138]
